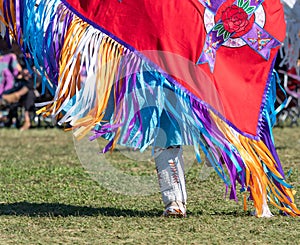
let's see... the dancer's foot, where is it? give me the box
[162,201,186,218]
[261,204,273,218]
[251,202,273,218]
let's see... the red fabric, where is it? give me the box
[64,0,286,136]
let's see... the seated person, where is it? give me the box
[2,63,36,131]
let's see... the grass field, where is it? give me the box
[0,127,300,244]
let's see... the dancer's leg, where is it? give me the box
[154,146,187,217]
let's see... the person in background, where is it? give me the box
[2,57,36,131]
[0,52,22,97]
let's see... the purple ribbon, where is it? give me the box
[197,20,231,71]
[242,23,281,60]
[198,0,226,13]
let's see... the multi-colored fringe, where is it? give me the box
[1,0,300,217]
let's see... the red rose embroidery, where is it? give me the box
[221,5,249,33]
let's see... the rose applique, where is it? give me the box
[221,5,249,34]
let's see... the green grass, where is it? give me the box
[0,127,299,244]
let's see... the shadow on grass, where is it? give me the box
[186,209,251,217]
[0,202,162,217]
[0,202,251,218]
[209,210,251,217]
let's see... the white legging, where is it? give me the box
[154,146,187,207]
